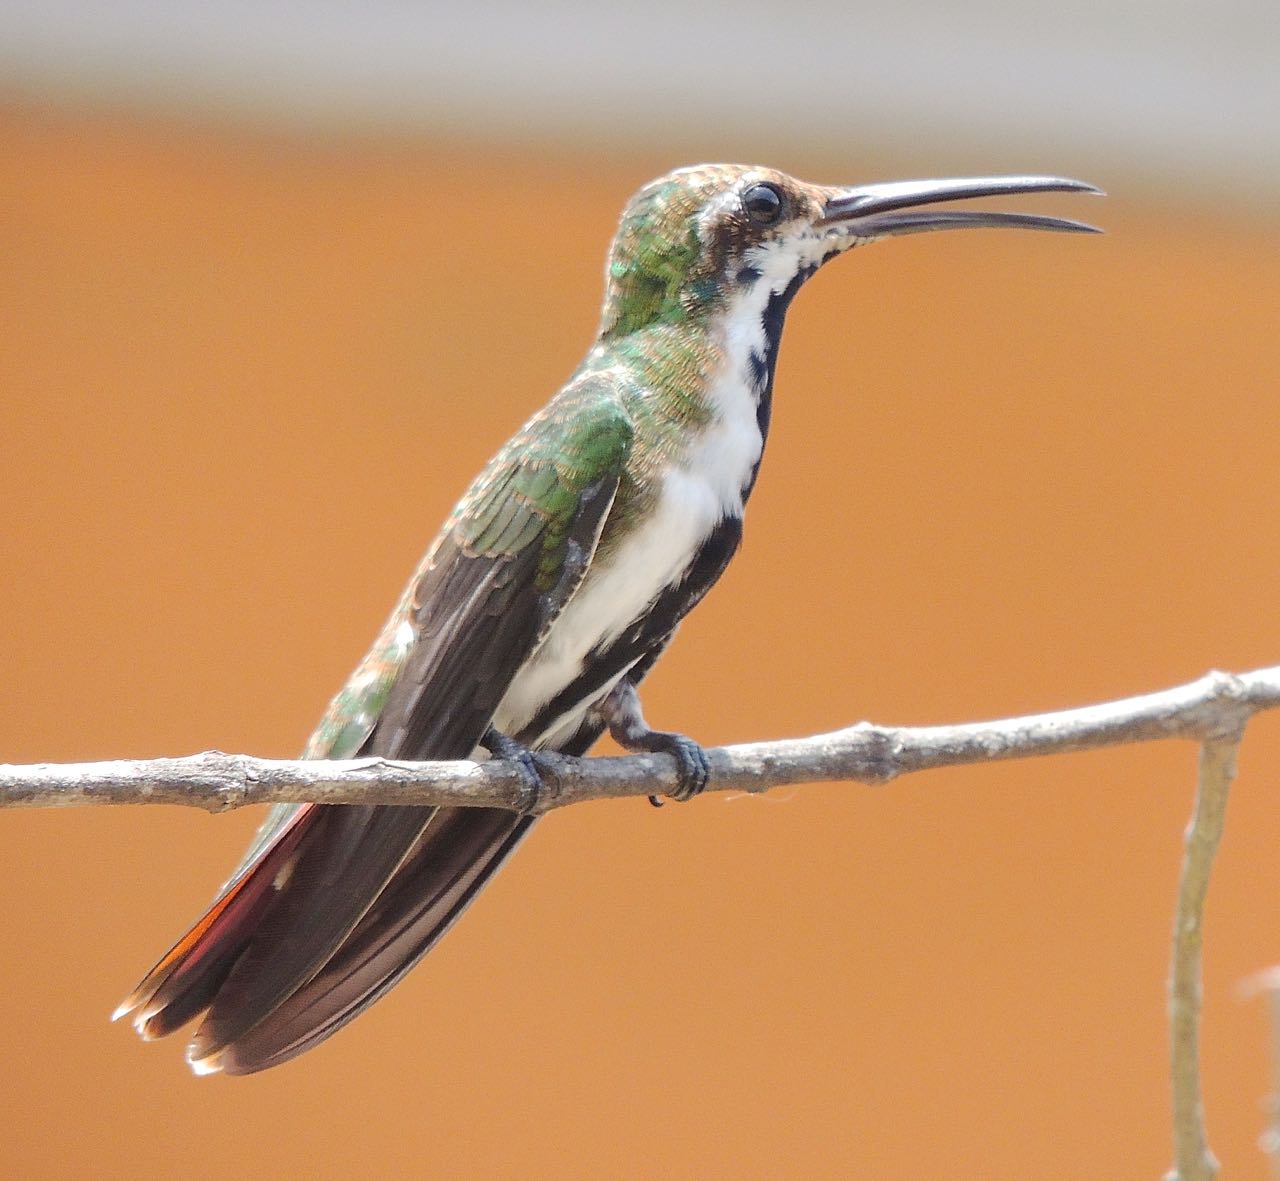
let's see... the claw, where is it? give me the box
[664,733,710,802]
[482,727,557,813]
[599,680,710,807]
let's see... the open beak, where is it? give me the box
[818,175,1103,237]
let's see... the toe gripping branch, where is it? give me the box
[481,727,559,814]
[598,680,710,807]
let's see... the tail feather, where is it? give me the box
[114,804,319,1037]
[118,704,610,1073]
[217,808,535,1075]
[115,802,529,1075]
[186,804,436,1067]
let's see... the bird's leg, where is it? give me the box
[598,679,710,807]
[480,727,560,814]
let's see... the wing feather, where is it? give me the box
[119,386,636,1072]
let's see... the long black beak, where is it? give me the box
[819,175,1103,236]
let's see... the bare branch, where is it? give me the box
[2,665,1273,1173]
[0,666,1277,814]
[1165,733,1239,1181]
[1264,985,1280,1181]
[1240,967,1280,1178]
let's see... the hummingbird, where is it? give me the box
[114,164,1099,1074]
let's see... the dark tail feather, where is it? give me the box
[113,804,319,1040]
[216,807,535,1075]
[116,802,531,1075]
[186,803,437,1072]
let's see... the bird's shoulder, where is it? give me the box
[444,373,634,562]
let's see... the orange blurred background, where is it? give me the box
[3,99,1280,1180]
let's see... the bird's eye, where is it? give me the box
[742,183,784,226]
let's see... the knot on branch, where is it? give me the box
[193,751,256,812]
[1198,671,1250,742]
[849,722,902,784]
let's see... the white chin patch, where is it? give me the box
[745,231,859,293]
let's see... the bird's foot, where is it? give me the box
[639,731,710,807]
[598,680,710,807]
[481,727,560,814]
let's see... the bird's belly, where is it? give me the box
[490,464,736,746]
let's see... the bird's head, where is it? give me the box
[598,163,1101,342]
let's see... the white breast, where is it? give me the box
[491,300,770,748]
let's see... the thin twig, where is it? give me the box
[1165,733,1240,1181]
[1241,967,1280,1180]
[0,666,1276,814]
[1265,981,1280,1181]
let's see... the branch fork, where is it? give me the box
[4,665,1279,1178]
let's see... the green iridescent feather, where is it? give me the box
[450,380,632,588]
[230,167,757,882]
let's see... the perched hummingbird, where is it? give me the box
[115,164,1099,1074]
